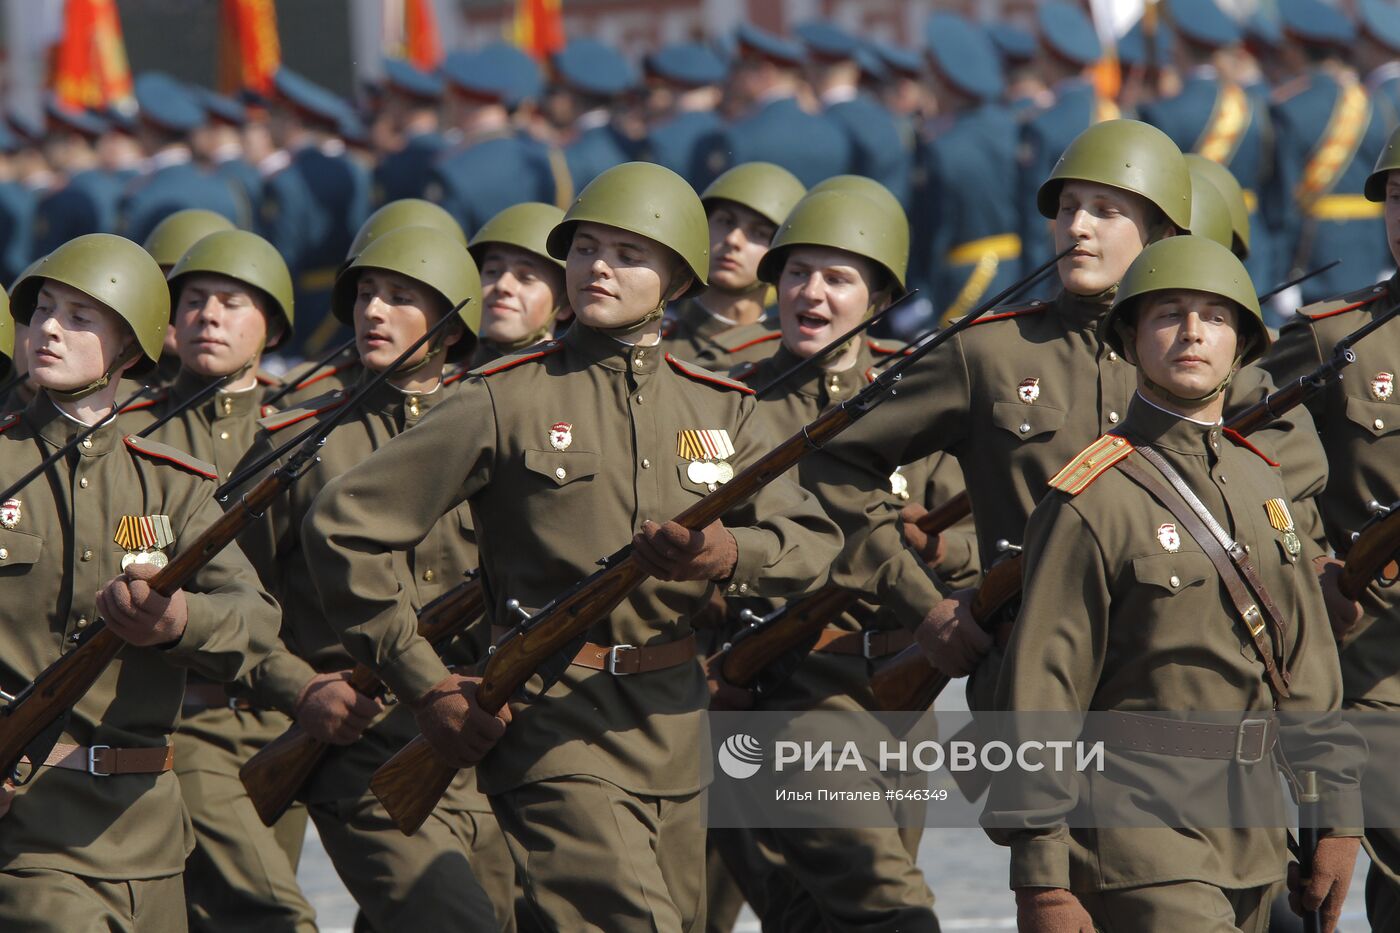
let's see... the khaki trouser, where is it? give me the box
[1080,881,1277,933]
[0,869,187,933]
[310,794,509,932]
[493,775,706,933]
[175,707,316,933]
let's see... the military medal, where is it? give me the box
[1157,523,1181,553]
[1372,372,1394,401]
[1017,377,1040,404]
[549,422,573,451]
[0,498,20,529]
[1264,498,1302,557]
[115,514,175,570]
[715,461,735,483]
[889,468,910,501]
[677,429,736,491]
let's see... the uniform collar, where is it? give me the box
[1121,392,1221,458]
[29,392,120,456]
[673,298,736,339]
[564,323,662,375]
[1054,287,1115,331]
[353,370,446,425]
[770,339,873,405]
[171,370,263,422]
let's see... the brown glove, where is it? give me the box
[899,503,946,565]
[633,519,738,582]
[1288,834,1360,932]
[409,672,512,769]
[1313,555,1363,642]
[915,589,992,678]
[95,563,188,647]
[294,671,384,745]
[1014,888,1096,933]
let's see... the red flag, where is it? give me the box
[53,0,133,109]
[219,0,281,96]
[514,0,565,62]
[404,0,442,71]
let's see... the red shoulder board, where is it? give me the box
[1298,284,1389,322]
[866,337,912,356]
[120,389,167,414]
[712,329,781,354]
[965,300,1048,328]
[123,436,218,480]
[0,414,20,435]
[730,360,763,383]
[443,367,468,386]
[1047,433,1135,496]
[665,354,755,395]
[1222,428,1280,467]
[259,404,277,418]
[471,340,564,377]
[257,390,349,433]
[294,361,353,391]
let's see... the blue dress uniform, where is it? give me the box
[261,69,371,355]
[553,39,639,193]
[32,105,123,256]
[120,74,245,245]
[372,59,446,205]
[727,24,852,188]
[795,21,910,206]
[1359,0,1400,124]
[986,22,1045,121]
[194,87,264,214]
[425,50,556,236]
[1266,0,1391,303]
[1138,0,1275,290]
[0,122,33,282]
[915,13,1022,321]
[642,42,731,191]
[1018,3,1119,287]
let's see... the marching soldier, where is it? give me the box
[642,42,730,193]
[1261,126,1400,930]
[128,230,317,932]
[236,226,513,930]
[466,201,567,369]
[986,235,1362,933]
[371,59,446,205]
[0,233,279,932]
[139,208,237,386]
[661,161,804,364]
[191,88,264,215]
[32,103,122,257]
[302,161,842,931]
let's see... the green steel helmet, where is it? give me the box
[167,229,295,349]
[11,233,169,374]
[333,225,482,359]
[700,162,807,227]
[757,189,910,294]
[808,174,904,221]
[347,198,466,260]
[1184,154,1251,257]
[1186,163,1235,251]
[546,161,710,299]
[1365,124,1400,202]
[468,202,566,269]
[0,285,11,360]
[1103,235,1269,365]
[1037,119,1193,231]
[141,209,237,269]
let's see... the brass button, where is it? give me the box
[1108,411,1119,424]
[635,395,643,404]
[219,431,230,440]
[641,459,651,469]
[727,583,737,593]
[0,548,9,560]
[79,477,89,489]
[1169,575,1180,588]
[1113,438,1126,447]
[1018,423,1030,434]
[1376,419,1386,431]
[1219,474,1227,484]
[81,548,93,561]
[707,482,717,492]
[738,583,749,593]
[422,569,435,582]
[76,616,87,629]
[555,467,566,480]
[408,398,421,417]
[1108,351,1119,362]
[81,437,92,449]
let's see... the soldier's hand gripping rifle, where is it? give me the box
[869,293,1400,711]
[368,247,1077,836]
[1338,499,1400,600]
[239,571,485,826]
[0,302,470,784]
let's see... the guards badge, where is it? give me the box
[548,422,573,451]
[1017,377,1040,404]
[115,514,175,570]
[0,498,20,529]
[1157,522,1181,553]
[1372,372,1394,401]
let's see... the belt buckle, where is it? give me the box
[1235,718,1269,764]
[1243,605,1265,638]
[608,644,636,675]
[862,631,878,660]
[87,745,112,777]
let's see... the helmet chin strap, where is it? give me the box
[46,345,143,404]
[388,327,453,378]
[1141,354,1243,408]
[598,299,667,339]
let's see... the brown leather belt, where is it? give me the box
[1092,712,1278,764]
[571,634,699,675]
[182,683,256,712]
[811,627,914,660]
[43,742,175,776]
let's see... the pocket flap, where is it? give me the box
[523,449,600,487]
[0,529,43,567]
[1131,552,1212,595]
[991,400,1067,440]
[1344,396,1400,437]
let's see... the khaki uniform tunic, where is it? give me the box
[686,310,784,369]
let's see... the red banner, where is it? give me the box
[219,0,281,96]
[404,0,443,71]
[52,0,133,109]
[514,0,565,62]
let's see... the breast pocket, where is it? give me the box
[1131,552,1212,596]
[991,400,1067,442]
[522,449,601,487]
[0,529,43,573]
[1344,396,1400,438]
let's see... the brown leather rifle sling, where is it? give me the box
[1115,444,1292,707]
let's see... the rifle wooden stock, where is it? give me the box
[1221,381,1309,437]
[239,577,485,826]
[0,472,289,779]
[1339,506,1400,601]
[913,491,971,535]
[868,556,1024,711]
